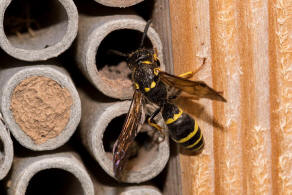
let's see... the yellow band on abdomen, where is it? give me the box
[166,108,183,125]
[186,130,202,148]
[175,120,199,144]
[191,141,204,151]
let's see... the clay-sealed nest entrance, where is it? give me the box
[10,76,73,145]
[103,114,159,172]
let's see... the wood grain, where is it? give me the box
[210,0,244,194]
[239,1,272,194]
[169,0,292,194]
[269,0,292,194]
[170,0,215,194]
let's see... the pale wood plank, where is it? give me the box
[209,0,244,194]
[240,0,273,194]
[169,0,216,194]
[169,0,291,194]
[269,0,292,194]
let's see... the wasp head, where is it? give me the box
[127,48,160,70]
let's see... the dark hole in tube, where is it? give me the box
[4,0,68,50]
[0,181,7,195]
[25,168,84,195]
[96,29,153,80]
[103,114,158,171]
[0,140,4,165]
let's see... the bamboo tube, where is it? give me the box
[92,0,144,8]
[75,14,164,99]
[0,0,78,61]
[7,152,94,195]
[0,117,13,180]
[0,64,81,151]
[78,88,169,183]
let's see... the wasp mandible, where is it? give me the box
[112,20,226,180]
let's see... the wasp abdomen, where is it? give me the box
[162,103,204,152]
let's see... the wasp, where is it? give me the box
[112,20,226,180]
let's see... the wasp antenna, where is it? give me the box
[107,49,129,58]
[139,19,152,48]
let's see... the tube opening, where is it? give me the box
[0,181,6,195]
[96,29,152,81]
[0,139,4,165]
[25,168,84,195]
[4,0,68,50]
[103,114,159,173]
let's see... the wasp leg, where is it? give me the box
[168,65,206,100]
[147,107,165,142]
[153,48,159,61]
[178,57,207,79]
[148,107,162,131]
[178,71,195,79]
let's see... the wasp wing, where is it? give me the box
[113,90,143,180]
[159,71,226,102]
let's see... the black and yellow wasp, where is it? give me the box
[112,20,226,180]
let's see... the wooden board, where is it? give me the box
[152,1,182,194]
[169,0,292,194]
